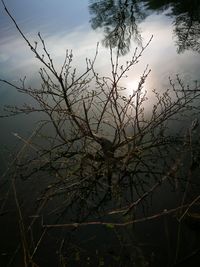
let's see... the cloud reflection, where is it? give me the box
[0,2,200,106]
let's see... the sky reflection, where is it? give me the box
[0,1,200,116]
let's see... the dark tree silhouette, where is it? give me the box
[143,0,200,53]
[89,0,145,55]
[174,14,200,53]
[89,0,200,54]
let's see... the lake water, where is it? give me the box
[0,1,200,266]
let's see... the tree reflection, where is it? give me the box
[171,1,200,53]
[143,0,200,53]
[89,0,145,55]
[89,0,200,54]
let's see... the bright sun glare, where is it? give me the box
[125,80,140,95]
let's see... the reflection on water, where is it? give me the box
[143,0,200,54]
[89,0,200,55]
[1,0,200,98]
[89,0,144,55]
[0,1,200,266]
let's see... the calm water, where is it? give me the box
[0,1,200,266]
[1,0,200,152]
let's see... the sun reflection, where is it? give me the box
[125,80,140,94]
[123,75,153,97]
[119,76,155,115]
[120,79,145,99]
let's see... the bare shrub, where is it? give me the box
[1,1,200,265]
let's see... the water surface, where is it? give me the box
[0,1,200,266]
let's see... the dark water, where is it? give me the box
[0,1,200,266]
